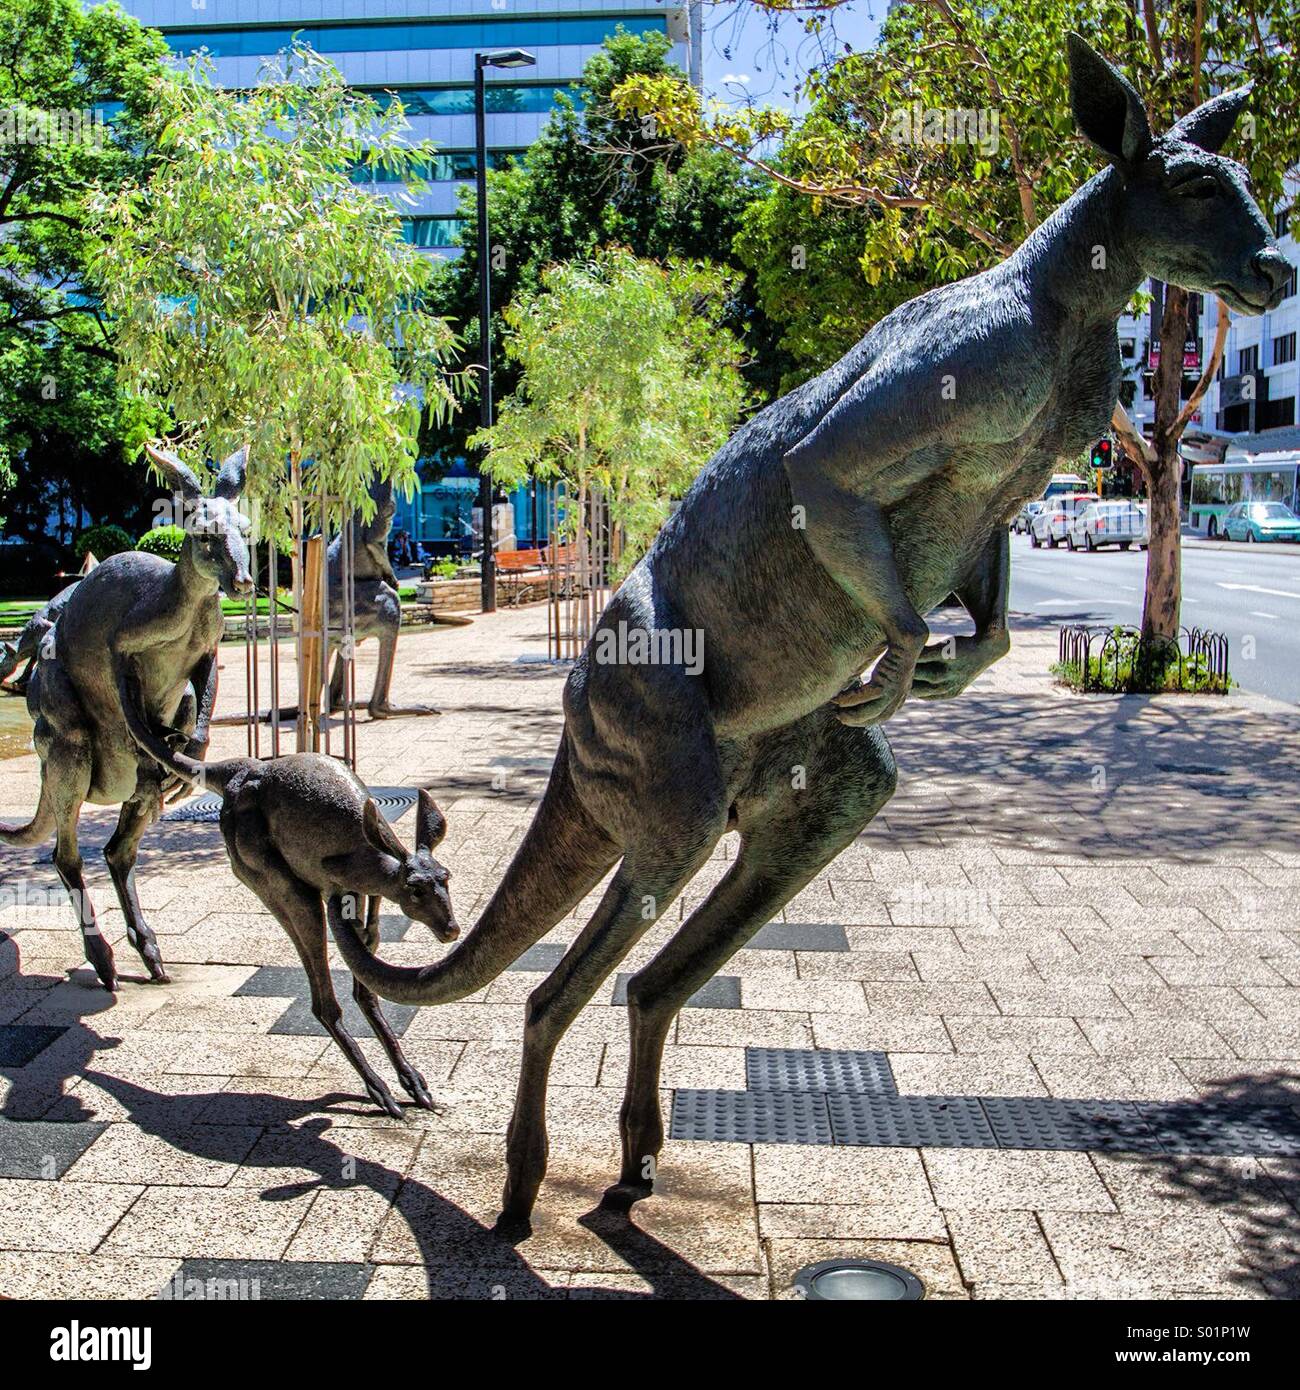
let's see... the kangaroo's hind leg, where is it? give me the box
[103,785,169,982]
[342,894,438,1110]
[610,711,899,1209]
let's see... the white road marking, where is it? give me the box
[1249,610,1280,620]
[1217,582,1300,600]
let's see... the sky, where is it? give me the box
[698,0,886,112]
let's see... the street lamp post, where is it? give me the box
[474,47,535,614]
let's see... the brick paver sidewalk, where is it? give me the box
[1,607,1298,1299]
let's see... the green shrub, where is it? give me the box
[1052,628,1231,695]
[75,524,134,562]
[137,525,186,565]
[428,559,458,580]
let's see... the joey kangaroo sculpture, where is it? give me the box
[0,582,82,695]
[0,443,253,990]
[125,705,456,1117]
[331,37,1292,1227]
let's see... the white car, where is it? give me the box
[1066,500,1149,551]
[1029,493,1099,548]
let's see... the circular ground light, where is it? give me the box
[793,1258,924,1301]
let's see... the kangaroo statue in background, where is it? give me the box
[331,37,1292,1228]
[0,444,253,991]
[0,581,83,695]
[324,475,437,720]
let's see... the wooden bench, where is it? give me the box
[496,546,548,606]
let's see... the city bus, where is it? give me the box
[1188,452,1300,536]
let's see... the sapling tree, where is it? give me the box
[88,44,464,743]
[468,247,748,573]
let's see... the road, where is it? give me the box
[1007,532,1300,705]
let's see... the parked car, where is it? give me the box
[1029,493,1099,548]
[1013,499,1047,534]
[1222,500,1300,543]
[1067,500,1149,551]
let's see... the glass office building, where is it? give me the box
[115,2,701,256]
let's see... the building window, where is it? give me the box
[164,15,669,60]
[353,150,522,184]
[1274,333,1297,366]
[362,83,584,119]
[1275,208,1291,238]
[1239,345,1260,374]
[1284,266,1298,301]
[401,217,464,248]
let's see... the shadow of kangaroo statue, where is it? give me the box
[330,38,1293,1229]
[0,443,253,991]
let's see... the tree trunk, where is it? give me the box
[1141,284,1190,642]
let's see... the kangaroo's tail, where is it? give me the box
[0,777,55,847]
[330,736,618,1005]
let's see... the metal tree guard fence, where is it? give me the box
[1057,623,1230,693]
[546,482,612,661]
[223,486,360,769]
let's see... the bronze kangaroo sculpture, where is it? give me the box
[125,700,456,1117]
[324,37,1289,1229]
[1,444,252,991]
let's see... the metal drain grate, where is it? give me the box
[164,784,418,824]
[828,1094,997,1148]
[670,1089,832,1145]
[746,1047,897,1095]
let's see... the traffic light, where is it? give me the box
[1090,437,1114,470]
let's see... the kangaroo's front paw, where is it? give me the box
[830,640,922,726]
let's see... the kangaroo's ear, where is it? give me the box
[145,441,202,502]
[415,789,447,852]
[1067,33,1152,169]
[1171,84,1253,154]
[214,445,250,501]
[362,797,408,860]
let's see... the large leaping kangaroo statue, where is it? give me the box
[331,38,1292,1229]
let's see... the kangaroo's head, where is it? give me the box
[1068,34,1291,315]
[362,789,458,942]
[146,442,255,597]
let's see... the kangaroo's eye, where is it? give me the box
[1177,177,1219,199]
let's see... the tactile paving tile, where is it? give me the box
[828,1094,998,1148]
[157,1258,374,1301]
[0,1024,67,1068]
[610,973,741,1009]
[0,1117,107,1178]
[670,1089,832,1145]
[980,1097,1164,1153]
[1138,1101,1300,1156]
[508,942,567,972]
[746,1047,897,1095]
[748,922,849,952]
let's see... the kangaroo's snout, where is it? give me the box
[1253,248,1293,310]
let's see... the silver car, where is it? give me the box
[1066,500,1149,551]
[1029,493,1099,548]
[1013,499,1047,534]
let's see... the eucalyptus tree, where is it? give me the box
[617,0,1300,639]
